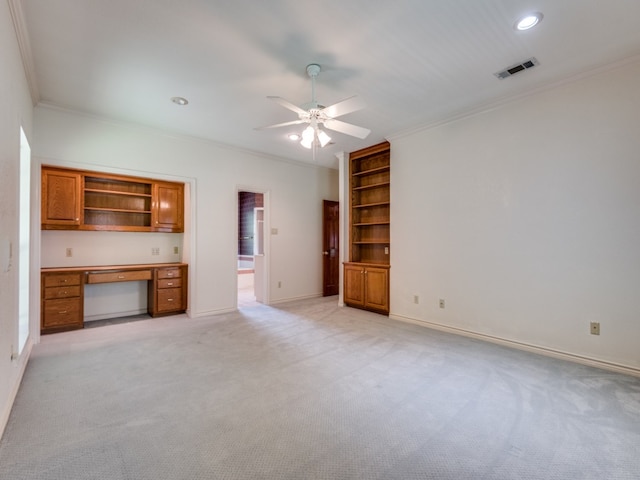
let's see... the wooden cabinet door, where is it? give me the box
[42,168,81,227]
[153,182,184,232]
[343,264,365,308]
[364,266,389,313]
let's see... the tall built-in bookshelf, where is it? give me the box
[344,141,390,314]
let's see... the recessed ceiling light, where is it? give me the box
[287,133,301,141]
[171,96,189,106]
[515,12,543,31]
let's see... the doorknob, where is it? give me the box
[323,251,329,255]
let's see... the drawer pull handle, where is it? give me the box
[167,273,174,277]
[61,279,68,283]
[167,298,174,302]
[59,310,67,314]
[167,282,173,286]
[118,275,125,279]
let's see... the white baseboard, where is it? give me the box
[0,337,33,440]
[84,308,147,322]
[268,293,322,306]
[390,313,640,378]
[190,306,237,318]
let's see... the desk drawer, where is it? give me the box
[157,288,183,312]
[158,278,183,289]
[43,273,81,287]
[44,285,81,299]
[43,298,82,328]
[157,267,182,279]
[87,270,152,284]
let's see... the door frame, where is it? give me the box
[235,186,270,306]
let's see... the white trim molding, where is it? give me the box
[8,0,39,105]
[390,313,640,378]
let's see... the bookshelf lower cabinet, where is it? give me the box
[343,263,389,314]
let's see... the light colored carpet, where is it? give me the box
[1,296,639,479]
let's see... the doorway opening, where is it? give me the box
[237,191,265,308]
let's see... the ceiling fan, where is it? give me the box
[257,64,371,156]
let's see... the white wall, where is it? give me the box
[34,105,338,318]
[390,59,640,372]
[0,1,35,436]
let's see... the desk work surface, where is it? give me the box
[42,262,188,273]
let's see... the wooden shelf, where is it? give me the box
[84,207,152,214]
[353,182,390,191]
[84,188,152,198]
[352,165,390,176]
[352,201,390,208]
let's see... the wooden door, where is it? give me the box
[343,264,365,307]
[364,266,389,313]
[322,200,339,296]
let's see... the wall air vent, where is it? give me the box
[494,57,539,79]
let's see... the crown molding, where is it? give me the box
[388,52,640,142]
[7,0,39,105]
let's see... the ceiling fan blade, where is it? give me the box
[255,119,306,130]
[321,96,366,119]
[323,119,371,139]
[267,96,308,116]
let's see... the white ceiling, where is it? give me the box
[18,0,640,168]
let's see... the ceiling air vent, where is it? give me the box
[494,57,539,79]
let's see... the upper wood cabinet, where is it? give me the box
[41,166,185,232]
[152,181,184,232]
[42,168,82,227]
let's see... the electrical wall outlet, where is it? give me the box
[590,322,600,335]
[65,248,72,257]
[439,298,445,309]
[413,295,419,304]
[173,246,179,254]
[151,247,160,256]
[278,281,282,288]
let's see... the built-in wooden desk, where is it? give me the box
[41,263,188,334]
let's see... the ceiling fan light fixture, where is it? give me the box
[300,125,315,149]
[317,129,331,147]
[287,133,301,141]
[515,12,543,31]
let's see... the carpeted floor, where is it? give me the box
[1,296,639,479]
